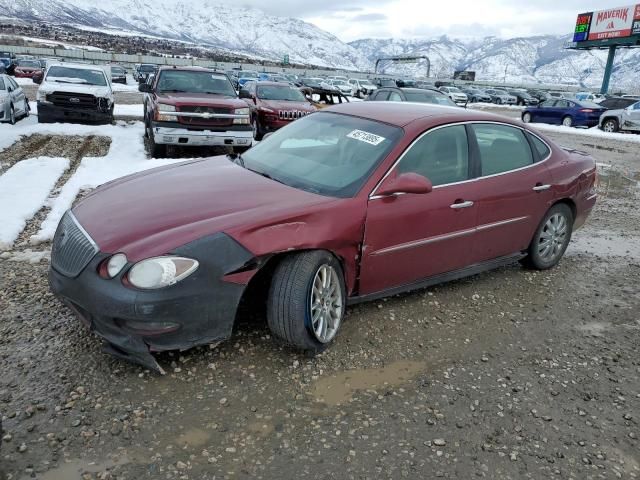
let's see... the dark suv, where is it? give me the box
[140,67,252,157]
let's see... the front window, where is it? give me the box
[46,66,108,86]
[156,70,236,96]
[397,125,470,186]
[404,91,457,106]
[257,85,306,101]
[18,60,41,68]
[240,112,403,198]
[472,124,533,176]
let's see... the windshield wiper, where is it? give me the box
[159,89,189,93]
[52,79,88,84]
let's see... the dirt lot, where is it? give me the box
[1,129,639,480]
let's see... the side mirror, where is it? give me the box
[32,72,43,84]
[376,172,433,197]
[238,89,253,99]
[138,83,152,93]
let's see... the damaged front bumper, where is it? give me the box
[49,232,255,372]
[38,101,113,124]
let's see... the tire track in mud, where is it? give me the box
[8,135,111,249]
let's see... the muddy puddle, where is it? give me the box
[21,455,129,480]
[310,360,425,405]
[569,230,640,260]
[176,427,211,448]
[597,167,639,199]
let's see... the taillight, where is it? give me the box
[580,109,594,113]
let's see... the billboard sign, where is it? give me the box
[574,4,640,42]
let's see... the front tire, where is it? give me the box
[562,116,573,127]
[9,105,15,125]
[522,112,532,123]
[522,204,573,270]
[602,118,618,133]
[267,251,346,352]
[252,117,263,141]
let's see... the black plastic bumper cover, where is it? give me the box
[38,102,112,123]
[49,233,255,372]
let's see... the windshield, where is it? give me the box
[302,78,323,87]
[333,81,349,87]
[139,65,156,72]
[240,71,258,78]
[111,67,125,74]
[46,66,108,86]
[404,91,457,106]
[18,60,40,68]
[257,85,306,101]
[447,87,462,93]
[156,70,236,96]
[241,112,403,198]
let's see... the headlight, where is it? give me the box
[107,254,128,278]
[127,256,199,290]
[234,107,250,124]
[156,103,177,122]
[36,90,50,103]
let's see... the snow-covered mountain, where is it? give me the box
[0,0,369,70]
[350,35,640,91]
[1,0,638,90]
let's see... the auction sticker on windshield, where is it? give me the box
[347,130,386,146]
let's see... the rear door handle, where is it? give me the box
[533,184,551,192]
[450,200,474,209]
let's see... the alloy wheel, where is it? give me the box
[538,213,568,262]
[603,120,617,133]
[562,116,573,127]
[522,113,532,123]
[309,264,343,343]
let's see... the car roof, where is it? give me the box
[323,102,516,128]
[255,81,294,87]
[157,66,219,73]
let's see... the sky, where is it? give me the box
[231,0,629,41]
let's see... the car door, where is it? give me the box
[359,124,478,295]
[7,77,25,114]
[469,123,554,262]
[622,101,640,131]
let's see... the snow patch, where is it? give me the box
[0,249,51,263]
[0,156,69,249]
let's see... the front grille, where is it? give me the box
[51,212,98,278]
[47,91,97,109]
[278,110,309,121]
[177,105,233,126]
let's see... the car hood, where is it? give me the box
[73,157,336,261]
[156,92,246,109]
[39,82,112,97]
[261,99,315,111]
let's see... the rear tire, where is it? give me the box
[267,251,346,352]
[522,112,532,123]
[496,98,502,105]
[522,203,573,270]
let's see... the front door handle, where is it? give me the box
[450,200,474,209]
[533,184,551,192]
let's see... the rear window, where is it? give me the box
[404,90,456,106]
[528,133,551,160]
[0,78,5,90]
[473,124,534,176]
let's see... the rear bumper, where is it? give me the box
[38,102,113,124]
[151,122,253,146]
[48,232,255,372]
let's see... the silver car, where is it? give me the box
[599,100,640,133]
[0,74,29,124]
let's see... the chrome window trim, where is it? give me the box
[369,120,553,200]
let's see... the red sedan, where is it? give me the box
[13,59,42,78]
[49,103,597,372]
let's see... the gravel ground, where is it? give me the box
[0,131,639,480]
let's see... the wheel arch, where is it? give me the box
[551,198,577,222]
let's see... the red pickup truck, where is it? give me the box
[140,66,252,157]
